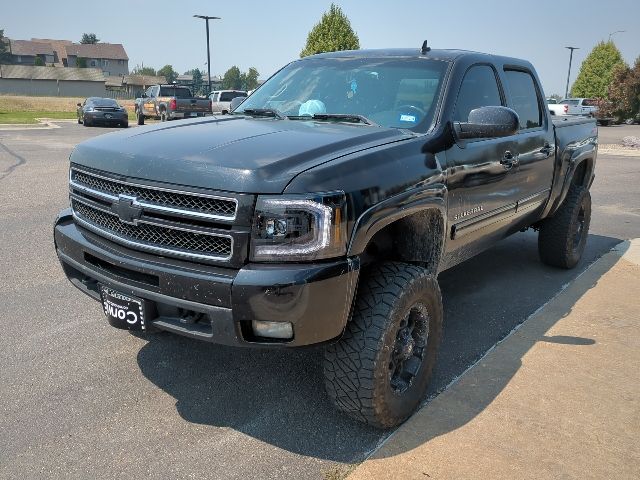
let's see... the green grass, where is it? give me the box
[0,110,77,124]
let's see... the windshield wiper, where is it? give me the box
[241,108,287,120]
[309,113,378,126]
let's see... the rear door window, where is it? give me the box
[453,65,503,122]
[503,69,543,129]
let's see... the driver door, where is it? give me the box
[444,64,521,258]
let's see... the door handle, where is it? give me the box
[540,142,553,156]
[501,151,518,169]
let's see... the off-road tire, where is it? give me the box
[538,185,591,269]
[160,110,168,122]
[137,110,145,126]
[323,262,443,429]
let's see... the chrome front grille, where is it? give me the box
[72,200,232,260]
[69,167,240,263]
[71,168,237,221]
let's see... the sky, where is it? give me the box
[3,0,639,96]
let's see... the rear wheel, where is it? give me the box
[160,110,168,122]
[538,185,591,269]
[137,110,145,125]
[323,262,443,428]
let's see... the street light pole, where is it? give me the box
[608,30,626,42]
[564,46,579,99]
[193,15,221,95]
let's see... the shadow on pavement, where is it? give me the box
[136,231,622,462]
[371,237,627,459]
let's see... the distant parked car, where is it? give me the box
[77,98,128,128]
[209,90,247,114]
[624,114,640,125]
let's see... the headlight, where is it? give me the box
[250,192,347,262]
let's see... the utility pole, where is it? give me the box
[564,46,579,99]
[193,15,221,95]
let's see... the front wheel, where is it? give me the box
[137,110,145,125]
[323,262,443,428]
[538,185,591,269]
[160,110,168,122]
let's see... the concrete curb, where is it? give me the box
[349,239,640,479]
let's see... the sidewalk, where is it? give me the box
[350,240,640,480]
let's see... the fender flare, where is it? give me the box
[347,185,447,258]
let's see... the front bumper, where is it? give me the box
[54,209,360,347]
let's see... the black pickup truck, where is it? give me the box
[54,45,597,428]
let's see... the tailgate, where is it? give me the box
[176,98,210,112]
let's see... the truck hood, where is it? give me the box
[71,116,410,193]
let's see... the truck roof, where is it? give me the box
[310,48,532,68]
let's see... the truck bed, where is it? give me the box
[552,115,595,129]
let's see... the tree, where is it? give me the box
[80,33,100,44]
[191,68,203,95]
[0,30,10,64]
[571,41,626,98]
[222,66,242,90]
[131,64,157,76]
[34,56,44,66]
[244,67,259,90]
[300,3,359,57]
[606,58,640,119]
[157,64,178,83]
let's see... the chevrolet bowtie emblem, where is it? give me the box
[113,195,143,224]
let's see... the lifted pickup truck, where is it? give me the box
[135,84,211,124]
[55,45,597,428]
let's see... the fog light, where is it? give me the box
[251,320,293,339]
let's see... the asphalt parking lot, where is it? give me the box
[1,122,639,479]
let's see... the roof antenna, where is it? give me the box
[421,40,431,54]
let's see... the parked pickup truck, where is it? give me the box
[54,45,597,428]
[135,84,211,124]
[209,90,247,114]
[549,97,598,117]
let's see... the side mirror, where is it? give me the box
[454,106,519,140]
[77,103,82,107]
[229,96,246,112]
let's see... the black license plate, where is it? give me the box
[100,286,146,330]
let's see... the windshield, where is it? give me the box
[237,57,448,132]
[220,91,246,102]
[159,86,193,98]
[91,98,119,107]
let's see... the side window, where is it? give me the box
[145,87,153,97]
[503,69,542,129]
[212,93,219,102]
[453,65,502,122]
